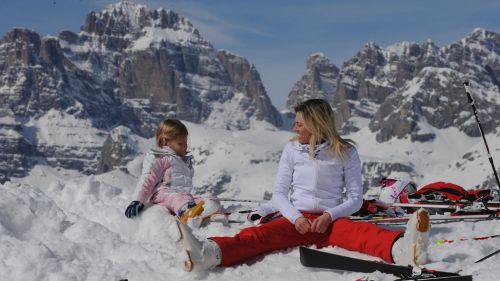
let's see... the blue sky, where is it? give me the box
[1,0,499,109]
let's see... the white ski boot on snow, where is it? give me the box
[175,219,221,272]
[392,208,430,267]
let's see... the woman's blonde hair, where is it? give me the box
[155,119,188,147]
[294,99,355,159]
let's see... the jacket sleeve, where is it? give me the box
[272,143,303,223]
[324,147,364,221]
[134,152,171,206]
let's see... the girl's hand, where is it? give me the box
[295,216,311,234]
[125,201,145,218]
[311,212,332,233]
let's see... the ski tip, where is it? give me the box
[396,275,473,281]
[299,247,314,267]
[299,247,307,266]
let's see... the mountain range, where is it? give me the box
[1,1,500,192]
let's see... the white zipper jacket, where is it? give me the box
[272,141,364,223]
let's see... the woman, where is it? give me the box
[176,99,430,272]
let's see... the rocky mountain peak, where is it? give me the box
[83,2,146,36]
[342,42,385,74]
[289,28,500,142]
[82,1,204,47]
[469,27,492,41]
[387,40,440,60]
[286,52,339,111]
[0,28,41,66]
[306,52,331,68]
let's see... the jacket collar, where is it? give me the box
[294,140,330,158]
[151,146,194,168]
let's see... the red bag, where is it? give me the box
[409,181,493,202]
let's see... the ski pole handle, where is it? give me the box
[463,81,475,105]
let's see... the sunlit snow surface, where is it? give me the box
[2,121,500,281]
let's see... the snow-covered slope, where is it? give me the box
[2,121,500,281]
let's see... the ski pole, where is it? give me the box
[222,209,254,215]
[475,248,500,263]
[219,198,266,203]
[463,81,500,191]
[435,234,500,245]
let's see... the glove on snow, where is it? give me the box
[125,201,144,218]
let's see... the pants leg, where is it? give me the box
[152,191,195,215]
[327,218,403,263]
[210,213,402,267]
[210,213,329,266]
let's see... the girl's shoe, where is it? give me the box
[180,201,205,224]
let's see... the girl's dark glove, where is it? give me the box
[125,201,144,218]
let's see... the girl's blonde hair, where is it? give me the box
[294,99,355,159]
[155,119,188,147]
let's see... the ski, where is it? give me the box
[351,212,500,225]
[299,247,472,280]
[395,276,474,281]
[435,234,500,245]
[393,201,500,212]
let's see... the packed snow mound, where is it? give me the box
[2,161,500,280]
[2,120,500,281]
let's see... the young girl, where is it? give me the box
[125,119,220,224]
[175,99,430,272]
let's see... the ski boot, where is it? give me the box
[392,208,430,267]
[175,219,221,272]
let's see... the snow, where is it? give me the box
[25,109,106,147]
[129,26,201,51]
[0,108,16,125]
[385,41,414,57]
[2,121,500,281]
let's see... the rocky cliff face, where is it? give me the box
[0,1,282,182]
[286,53,339,111]
[217,50,282,126]
[0,28,110,179]
[57,1,281,133]
[0,109,36,182]
[287,29,500,140]
[98,126,142,174]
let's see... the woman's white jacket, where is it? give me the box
[272,141,364,223]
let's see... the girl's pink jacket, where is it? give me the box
[134,146,194,207]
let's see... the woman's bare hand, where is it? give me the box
[311,212,332,233]
[294,216,311,234]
